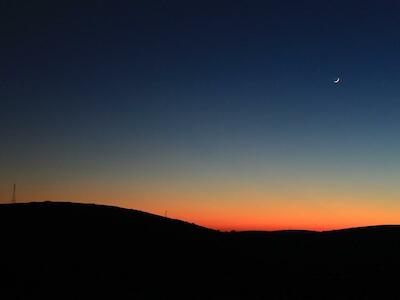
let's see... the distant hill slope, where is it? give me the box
[1,201,400,300]
[0,201,214,236]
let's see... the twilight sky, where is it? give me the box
[2,0,400,230]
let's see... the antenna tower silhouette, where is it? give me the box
[12,184,16,203]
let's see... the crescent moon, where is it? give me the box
[334,78,340,84]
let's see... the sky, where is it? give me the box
[2,0,400,230]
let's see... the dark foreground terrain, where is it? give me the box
[1,202,399,299]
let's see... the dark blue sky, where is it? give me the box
[2,1,400,228]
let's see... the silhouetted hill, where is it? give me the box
[1,202,400,299]
[0,201,215,237]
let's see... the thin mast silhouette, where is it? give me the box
[12,184,16,203]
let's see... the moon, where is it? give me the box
[334,78,340,84]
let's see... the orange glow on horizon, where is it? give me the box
[2,181,400,232]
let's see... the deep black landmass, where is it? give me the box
[1,202,400,299]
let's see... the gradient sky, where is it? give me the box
[2,0,400,230]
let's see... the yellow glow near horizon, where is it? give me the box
[2,178,400,231]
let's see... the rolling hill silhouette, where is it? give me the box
[1,201,399,299]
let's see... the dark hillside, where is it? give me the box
[1,202,400,299]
